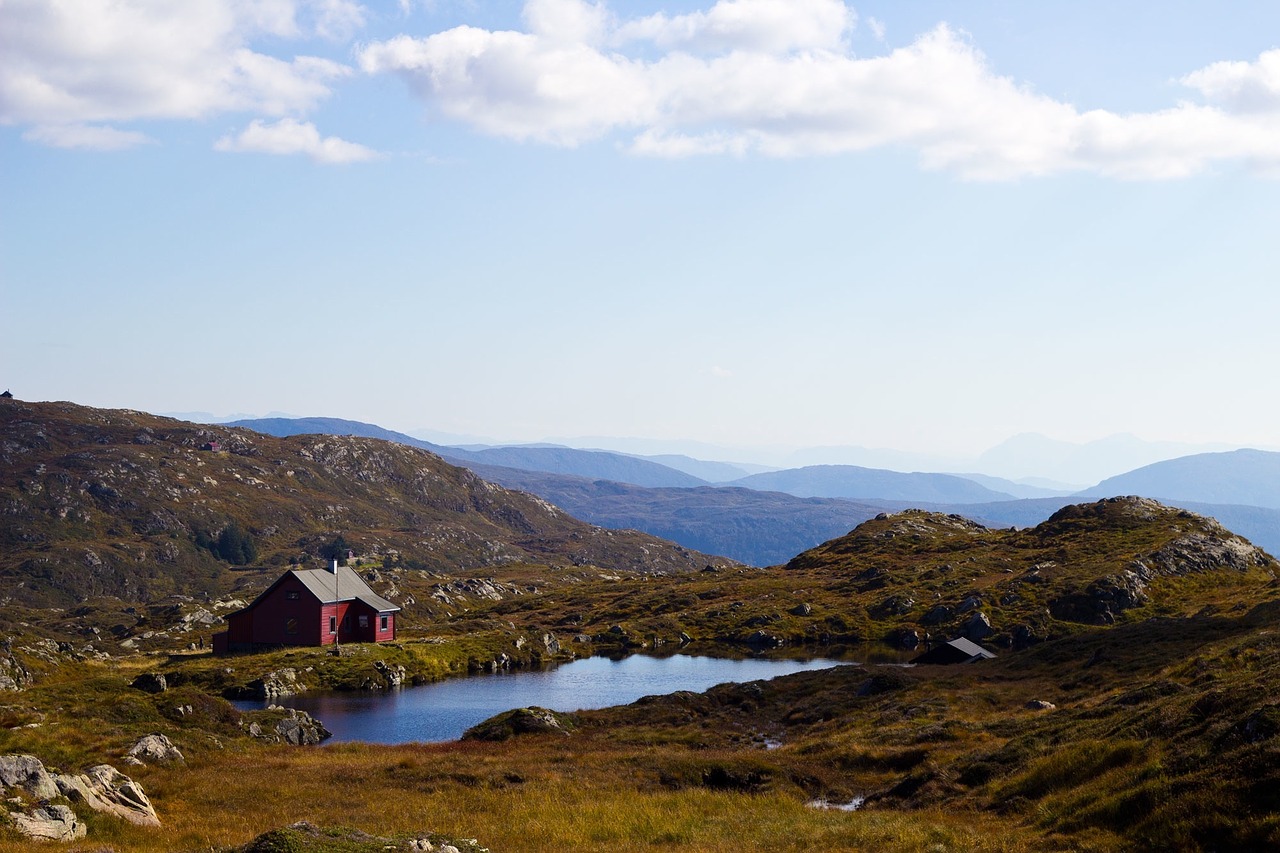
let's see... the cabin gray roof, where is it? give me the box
[909,636,998,665]
[943,637,997,660]
[292,566,400,612]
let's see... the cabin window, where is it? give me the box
[342,615,351,631]
[285,591,300,600]
[329,616,336,634]
[285,618,298,635]
[380,615,389,632]
[359,615,369,629]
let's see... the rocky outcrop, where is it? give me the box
[921,604,954,626]
[961,611,993,641]
[125,732,185,766]
[10,805,86,841]
[462,707,575,742]
[55,764,161,827]
[1051,570,1149,625]
[0,753,58,798]
[249,668,303,700]
[247,708,331,745]
[0,754,160,841]
[131,671,168,693]
[374,659,408,688]
[1142,532,1271,576]
[0,653,30,692]
[890,628,921,650]
[744,630,785,649]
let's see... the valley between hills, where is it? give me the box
[2,398,1280,850]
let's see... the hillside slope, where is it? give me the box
[0,400,727,607]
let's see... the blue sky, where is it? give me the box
[3,1,1279,463]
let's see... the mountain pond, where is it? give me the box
[234,653,854,744]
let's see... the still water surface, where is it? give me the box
[237,654,846,743]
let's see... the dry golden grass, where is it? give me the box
[0,738,1068,853]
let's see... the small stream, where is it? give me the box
[234,653,850,744]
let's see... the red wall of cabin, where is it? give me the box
[244,576,323,646]
[224,572,398,649]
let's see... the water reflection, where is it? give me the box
[235,654,848,744]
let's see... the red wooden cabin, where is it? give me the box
[213,563,399,653]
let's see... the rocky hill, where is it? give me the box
[782,496,1277,648]
[0,400,728,607]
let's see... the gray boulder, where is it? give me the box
[249,668,302,700]
[373,660,408,688]
[9,805,86,841]
[463,707,574,742]
[744,630,784,649]
[0,753,58,799]
[921,604,954,626]
[961,611,993,641]
[54,764,161,827]
[130,671,168,693]
[126,732,185,766]
[273,709,331,745]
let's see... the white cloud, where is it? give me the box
[22,123,153,150]
[1182,48,1280,113]
[360,28,653,145]
[523,0,611,46]
[214,117,377,162]
[360,0,1280,179]
[710,365,733,378]
[615,0,854,54]
[0,0,357,130]
[866,16,886,42]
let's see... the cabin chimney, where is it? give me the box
[330,559,338,574]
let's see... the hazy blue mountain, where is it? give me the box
[444,446,708,489]
[231,418,708,489]
[956,473,1076,499]
[228,417,445,451]
[165,410,265,424]
[781,445,969,472]
[465,463,891,566]
[976,432,1248,485]
[1078,449,1280,509]
[625,454,761,483]
[727,464,1015,503]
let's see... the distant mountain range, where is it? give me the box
[225,416,1280,565]
[465,463,889,567]
[976,432,1249,485]
[228,418,710,489]
[724,465,1016,503]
